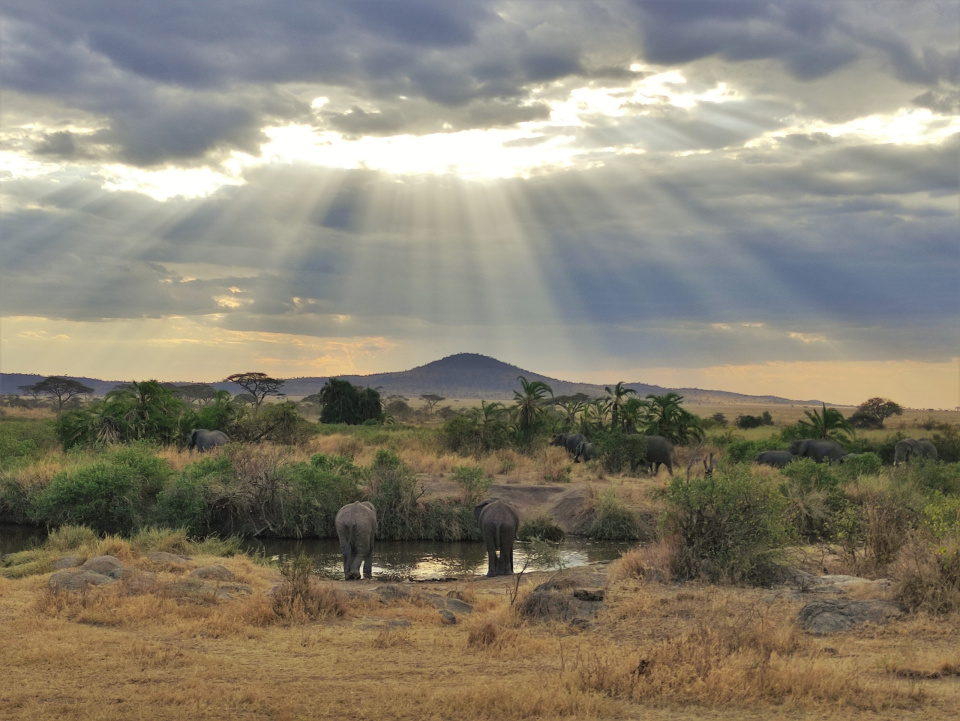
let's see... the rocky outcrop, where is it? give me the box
[797,599,904,635]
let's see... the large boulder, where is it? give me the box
[81,555,123,575]
[189,565,235,582]
[49,569,116,592]
[797,599,904,635]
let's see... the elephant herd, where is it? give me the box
[334,498,519,580]
[550,432,676,475]
[754,437,938,468]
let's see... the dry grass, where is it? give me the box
[3,556,959,721]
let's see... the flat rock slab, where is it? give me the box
[189,565,235,582]
[797,599,904,635]
[53,556,81,570]
[49,569,116,592]
[373,584,474,614]
[81,555,123,575]
[146,551,191,566]
[516,579,605,626]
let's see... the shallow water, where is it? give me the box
[245,536,635,580]
[0,523,635,580]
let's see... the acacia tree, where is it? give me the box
[848,397,903,429]
[20,376,94,414]
[225,372,284,414]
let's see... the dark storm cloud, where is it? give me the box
[5,1,954,167]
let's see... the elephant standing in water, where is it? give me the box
[788,439,846,464]
[894,438,938,466]
[188,429,230,452]
[474,499,520,577]
[335,501,377,580]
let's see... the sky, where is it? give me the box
[1,1,958,409]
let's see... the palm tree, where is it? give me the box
[471,400,508,450]
[642,392,704,445]
[604,382,637,431]
[798,403,854,442]
[513,376,553,437]
[619,396,650,434]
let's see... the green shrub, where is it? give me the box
[451,465,493,506]
[781,458,841,491]
[835,452,882,481]
[110,444,173,496]
[154,474,215,535]
[277,455,365,536]
[723,438,781,464]
[931,426,960,463]
[35,462,143,534]
[422,500,480,542]
[367,450,424,540]
[518,514,565,542]
[904,459,960,496]
[594,432,647,474]
[921,494,960,539]
[588,490,643,541]
[663,465,791,584]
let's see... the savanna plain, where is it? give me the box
[1,393,959,721]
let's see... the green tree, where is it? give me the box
[19,376,94,415]
[848,397,903,430]
[641,392,704,444]
[319,378,361,424]
[604,382,637,432]
[175,383,218,406]
[103,380,188,444]
[225,372,285,414]
[512,376,553,438]
[797,403,854,442]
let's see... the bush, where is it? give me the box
[588,490,643,541]
[903,459,960,496]
[931,425,960,463]
[35,462,143,535]
[594,432,648,475]
[518,514,565,542]
[835,452,882,481]
[724,438,780,464]
[451,465,493,506]
[367,450,424,540]
[894,538,960,615]
[781,458,841,492]
[663,465,791,584]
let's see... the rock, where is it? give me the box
[516,580,604,625]
[81,556,123,575]
[439,609,457,625]
[797,599,904,635]
[121,571,159,595]
[108,566,137,580]
[146,551,191,566]
[189,565,235,582]
[165,579,237,602]
[49,569,116,592]
[53,556,81,570]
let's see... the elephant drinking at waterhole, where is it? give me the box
[335,501,377,580]
[474,499,520,577]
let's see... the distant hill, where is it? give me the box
[2,353,824,406]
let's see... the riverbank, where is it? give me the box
[2,539,959,720]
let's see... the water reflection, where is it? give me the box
[245,537,635,580]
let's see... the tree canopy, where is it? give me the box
[19,376,94,414]
[225,372,284,413]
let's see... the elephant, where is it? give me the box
[643,435,675,476]
[754,450,798,468]
[188,429,230,452]
[474,499,520,577]
[551,433,589,462]
[894,438,938,466]
[575,440,595,462]
[788,439,846,464]
[335,501,377,580]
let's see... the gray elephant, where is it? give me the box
[754,450,797,468]
[894,438,938,466]
[575,440,595,462]
[474,499,520,577]
[551,433,589,462]
[335,501,377,580]
[188,429,230,452]
[788,439,846,464]
[643,435,675,476]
